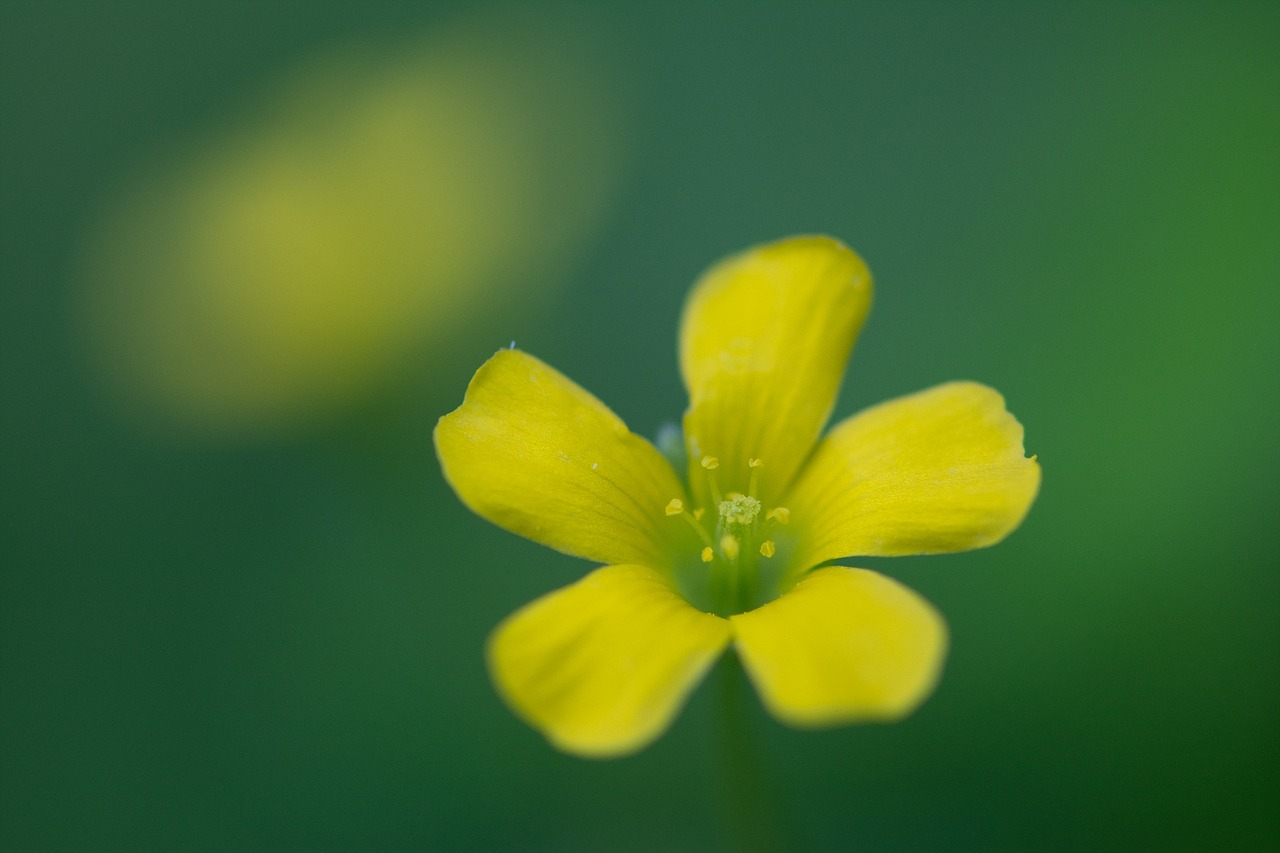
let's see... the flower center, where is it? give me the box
[719,494,761,530]
[663,456,791,616]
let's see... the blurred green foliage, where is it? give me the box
[2,1,1277,850]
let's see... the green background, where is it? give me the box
[3,1,1277,850]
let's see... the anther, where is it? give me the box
[701,546,713,563]
[664,498,684,516]
[759,540,776,558]
[700,456,719,470]
[767,507,790,525]
[693,508,705,521]
[720,535,740,560]
[748,458,763,468]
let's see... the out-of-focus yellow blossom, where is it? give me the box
[436,236,1040,757]
[79,20,621,435]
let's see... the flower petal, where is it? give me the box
[435,349,686,568]
[784,382,1040,571]
[680,235,872,505]
[730,567,947,727]
[488,564,731,757]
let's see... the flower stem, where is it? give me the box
[716,653,794,853]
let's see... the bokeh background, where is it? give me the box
[3,1,1277,850]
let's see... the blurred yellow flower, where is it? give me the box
[78,19,621,435]
[436,236,1040,757]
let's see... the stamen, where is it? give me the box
[701,456,723,506]
[747,457,762,497]
[674,454,783,596]
[676,511,714,549]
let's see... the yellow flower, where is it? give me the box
[435,236,1040,758]
[77,22,621,435]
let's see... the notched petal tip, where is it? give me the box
[785,380,1041,566]
[433,347,530,433]
[435,349,686,567]
[936,381,1042,543]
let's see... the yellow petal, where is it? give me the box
[436,349,686,568]
[488,564,731,757]
[784,382,1040,572]
[679,236,872,506]
[730,567,947,727]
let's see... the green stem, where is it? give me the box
[716,654,794,853]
